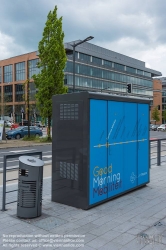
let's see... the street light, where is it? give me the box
[71,36,94,92]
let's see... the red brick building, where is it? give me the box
[0,51,39,122]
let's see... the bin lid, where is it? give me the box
[19,156,44,167]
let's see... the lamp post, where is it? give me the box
[71,36,94,92]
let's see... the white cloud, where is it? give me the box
[0,31,26,59]
[0,0,166,76]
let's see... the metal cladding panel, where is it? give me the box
[123,102,138,191]
[137,104,149,185]
[52,93,89,209]
[52,92,150,209]
[107,101,124,198]
[89,99,107,205]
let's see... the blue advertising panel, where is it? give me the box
[137,104,149,185]
[89,99,149,206]
[107,101,124,198]
[89,99,108,205]
[123,102,138,191]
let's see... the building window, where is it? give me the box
[28,59,40,79]
[92,56,102,65]
[66,52,73,60]
[126,66,136,74]
[144,71,151,77]
[0,67,1,83]
[114,63,124,71]
[103,60,112,68]
[15,62,25,81]
[137,69,143,75]
[15,84,24,102]
[79,53,90,62]
[4,65,13,83]
[3,85,13,102]
[29,82,36,101]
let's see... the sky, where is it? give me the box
[0,0,166,76]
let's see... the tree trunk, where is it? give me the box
[47,116,51,141]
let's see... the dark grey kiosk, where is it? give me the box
[17,156,44,218]
[52,92,150,210]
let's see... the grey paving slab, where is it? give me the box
[2,165,166,249]
[86,235,111,249]
[99,241,122,250]
[89,220,121,236]
[141,243,165,250]
[111,232,136,245]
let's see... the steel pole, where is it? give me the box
[2,155,7,211]
[73,45,75,92]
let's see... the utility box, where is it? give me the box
[17,156,44,218]
[52,92,150,209]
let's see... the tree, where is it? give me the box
[33,6,67,141]
[151,106,160,123]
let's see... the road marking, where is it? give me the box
[0,152,12,154]
[43,155,52,158]
[0,159,19,164]
[10,149,35,153]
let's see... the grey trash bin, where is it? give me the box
[17,156,44,219]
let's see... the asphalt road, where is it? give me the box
[150,130,166,139]
[0,130,165,171]
[0,144,51,170]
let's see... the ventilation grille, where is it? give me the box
[60,161,78,181]
[18,180,37,208]
[60,103,78,120]
[19,168,29,177]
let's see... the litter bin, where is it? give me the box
[17,156,44,218]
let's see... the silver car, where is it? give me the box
[157,124,166,131]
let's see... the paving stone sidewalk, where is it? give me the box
[0,164,166,250]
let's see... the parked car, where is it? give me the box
[31,121,45,127]
[6,121,13,127]
[19,120,31,126]
[11,123,19,130]
[6,126,43,139]
[157,124,166,131]
[151,125,159,131]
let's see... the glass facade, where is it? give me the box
[29,82,36,101]
[4,85,13,102]
[103,60,112,68]
[137,69,143,75]
[15,62,25,81]
[144,71,151,77]
[114,63,124,71]
[65,53,153,98]
[65,61,152,88]
[28,59,40,78]
[92,56,102,65]
[15,84,24,102]
[79,53,90,62]
[126,66,136,74]
[4,65,13,83]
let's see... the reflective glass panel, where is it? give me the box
[15,62,25,81]
[4,65,13,83]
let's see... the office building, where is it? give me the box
[0,41,162,122]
